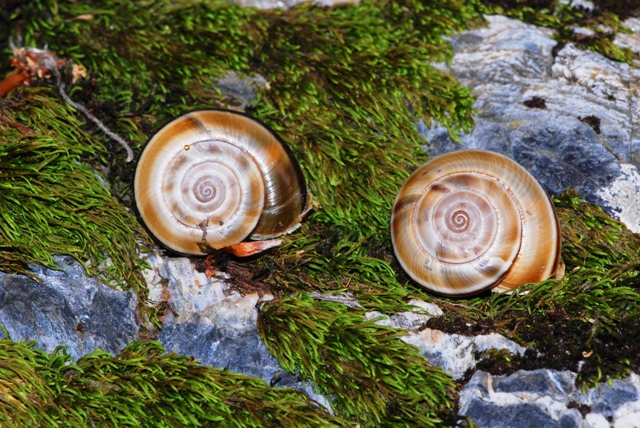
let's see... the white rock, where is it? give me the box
[572,26,596,38]
[559,0,594,10]
[231,0,358,9]
[363,311,392,326]
[402,328,525,380]
[201,292,263,332]
[585,412,611,428]
[615,411,640,428]
[451,15,556,87]
[597,163,640,233]
[615,18,640,56]
[364,299,444,331]
[402,328,475,379]
[407,299,444,317]
[143,254,230,323]
[474,333,527,355]
[425,14,640,233]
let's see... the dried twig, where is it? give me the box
[0,115,34,135]
[308,291,362,308]
[45,60,134,162]
[2,47,134,162]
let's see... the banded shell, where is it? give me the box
[391,150,562,296]
[134,109,310,255]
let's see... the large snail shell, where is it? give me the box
[134,109,310,255]
[391,150,562,296]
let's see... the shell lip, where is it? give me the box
[133,108,311,256]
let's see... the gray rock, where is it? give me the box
[585,374,640,418]
[421,15,640,232]
[260,366,333,411]
[159,312,282,382]
[463,400,559,428]
[215,71,267,110]
[143,255,333,409]
[0,255,139,360]
[144,255,279,380]
[459,370,640,427]
[459,370,583,428]
[492,369,577,396]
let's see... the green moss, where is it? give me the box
[0,90,149,305]
[0,1,482,424]
[258,294,456,426]
[0,338,344,426]
[251,0,478,234]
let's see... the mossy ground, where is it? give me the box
[1,0,640,426]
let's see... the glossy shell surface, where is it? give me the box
[391,150,562,296]
[134,109,309,255]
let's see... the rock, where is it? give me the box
[269,370,334,412]
[584,413,610,428]
[308,291,362,308]
[144,255,279,380]
[143,254,229,325]
[364,299,443,330]
[614,18,640,57]
[364,300,524,380]
[584,373,640,418]
[158,309,283,382]
[459,370,640,427]
[402,328,526,380]
[459,370,582,428]
[215,71,267,110]
[420,15,640,232]
[144,255,333,409]
[0,255,139,360]
[559,0,594,11]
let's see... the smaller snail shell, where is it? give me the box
[391,150,562,296]
[134,109,310,255]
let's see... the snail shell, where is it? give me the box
[391,150,562,296]
[134,109,311,255]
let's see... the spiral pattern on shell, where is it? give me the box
[134,109,310,255]
[391,150,562,296]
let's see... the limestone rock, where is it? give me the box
[215,71,267,110]
[402,328,526,380]
[459,370,640,428]
[364,299,443,330]
[143,254,229,325]
[0,255,139,360]
[614,18,640,57]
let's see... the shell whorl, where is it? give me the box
[134,110,309,255]
[391,150,562,296]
